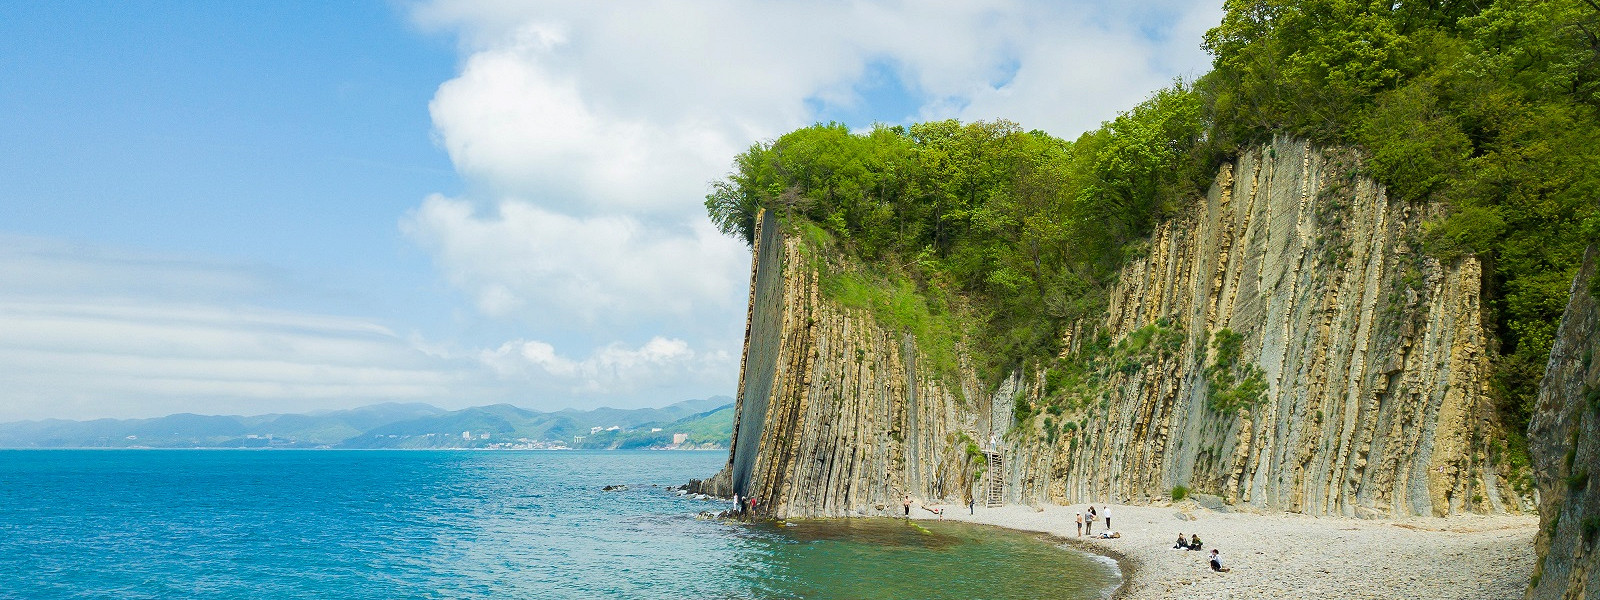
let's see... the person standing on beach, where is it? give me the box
[1075,512,1084,536]
[1104,506,1112,529]
[903,495,912,517]
[1084,508,1094,536]
[968,496,975,515]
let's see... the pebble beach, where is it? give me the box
[913,501,1537,600]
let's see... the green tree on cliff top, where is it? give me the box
[707,0,1600,438]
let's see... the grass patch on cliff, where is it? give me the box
[956,432,989,499]
[1205,328,1267,415]
[1030,319,1185,423]
[1567,469,1589,493]
[801,223,969,388]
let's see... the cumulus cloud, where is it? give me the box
[480,336,734,397]
[396,0,1224,411]
[399,194,748,330]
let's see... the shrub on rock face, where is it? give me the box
[1205,328,1267,415]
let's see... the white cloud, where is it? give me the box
[399,195,748,329]
[0,1,1230,420]
[0,237,484,420]
[0,299,471,420]
[480,336,734,396]
[0,235,742,419]
[396,0,1225,413]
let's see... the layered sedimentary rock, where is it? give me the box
[706,211,986,517]
[1527,247,1600,599]
[707,137,1519,520]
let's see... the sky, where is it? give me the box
[0,0,1223,421]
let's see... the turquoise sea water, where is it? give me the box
[0,450,1118,599]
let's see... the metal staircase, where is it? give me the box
[984,451,1004,508]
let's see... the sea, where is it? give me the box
[0,449,1120,599]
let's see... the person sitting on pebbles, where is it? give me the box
[1174,533,1189,549]
[1187,533,1203,550]
[1208,549,1231,572]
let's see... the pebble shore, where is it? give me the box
[912,501,1536,600]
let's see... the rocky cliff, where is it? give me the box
[1527,247,1600,599]
[708,137,1521,519]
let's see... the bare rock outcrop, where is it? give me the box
[707,137,1521,520]
[1527,246,1600,599]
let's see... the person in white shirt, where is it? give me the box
[1209,549,1230,572]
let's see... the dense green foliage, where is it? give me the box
[1200,0,1600,432]
[707,0,1600,436]
[707,89,1211,381]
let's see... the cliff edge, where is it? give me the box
[708,137,1523,520]
[1528,246,1600,599]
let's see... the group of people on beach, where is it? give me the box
[1073,505,1113,536]
[1173,532,1203,550]
[883,496,1238,574]
[901,495,947,519]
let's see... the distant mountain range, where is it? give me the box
[0,397,734,450]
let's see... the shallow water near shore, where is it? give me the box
[0,449,1117,599]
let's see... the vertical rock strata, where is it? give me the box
[1018,137,1509,518]
[724,213,981,517]
[1527,246,1600,599]
[715,137,1517,520]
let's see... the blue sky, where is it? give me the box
[2,2,457,320]
[0,0,1221,420]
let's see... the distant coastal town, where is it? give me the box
[0,397,733,451]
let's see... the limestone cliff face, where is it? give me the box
[1527,247,1600,599]
[709,211,985,517]
[712,137,1519,519]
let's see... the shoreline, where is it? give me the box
[909,502,1537,599]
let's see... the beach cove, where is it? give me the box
[912,502,1537,599]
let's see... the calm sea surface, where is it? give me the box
[0,450,1118,599]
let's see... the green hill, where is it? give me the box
[0,397,734,449]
